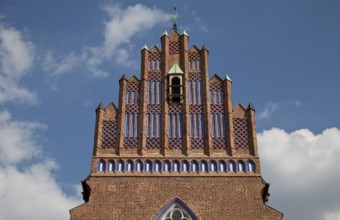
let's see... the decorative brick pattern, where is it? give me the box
[169,41,180,54]
[125,104,139,113]
[189,105,203,114]
[191,138,205,149]
[149,52,160,61]
[212,138,226,149]
[123,138,138,149]
[148,71,161,80]
[211,104,224,113]
[147,105,161,114]
[189,72,201,80]
[146,138,161,150]
[233,118,250,149]
[169,104,182,114]
[127,81,140,91]
[169,138,182,150]
[189,52,200,61]
[101,120,117,148]
[209,81,222,91]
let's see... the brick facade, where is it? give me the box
[69,29,283,220]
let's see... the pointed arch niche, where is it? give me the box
[155,197,198,220]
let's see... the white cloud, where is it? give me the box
[0,110,81,220]
[0,23,37,104]
[43,4,169,78]
[258,102,279,119]
[43,51,84,76]
[258,100,300,119]
[258,127,340,220]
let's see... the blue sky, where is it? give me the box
[0,1,339,219]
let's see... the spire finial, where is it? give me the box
[171,6,178,31]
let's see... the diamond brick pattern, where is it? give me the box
[127,82,140,92]
[124,138,138,149]
[233,118,249,149]
[189,72,201,80]
[191,138,204,149]
[209,81,222,91]
[149,52,160,61]
[146,138,161,150]
[101,120,117,148]
[169,41,180,54]
[212,138,226,149]
[169,105,182,114]
[189,105,203,114]
[125,104,139,113]
[147,104,161,114]
[189,52,200,61]
[211,105,224,114]
[169,138,182,150]
[148,71,161,80]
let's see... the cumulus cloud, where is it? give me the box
[0,110,81,220]
[43,4,169,78]
[258,127,340,220]
[0,24,37,104]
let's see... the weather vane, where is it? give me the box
[171,6,178,31]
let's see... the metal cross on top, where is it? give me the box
[171,6,178,31]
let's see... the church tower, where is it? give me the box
[70,19,283,219]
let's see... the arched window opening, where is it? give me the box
[172,160,180,172]
[97,160,105,172]
[117,160,124,172]
[200,161,207,173]
[136,160,143,172]
[171,77,181,103]
[209,161,217,172]
[107,160,115,172]
[191,161,198,172]
[126,160,133,172]
[237,161,245,172]
[163,160,171,172]
[247,160,255,172]
[228,161,235,172]
[182,161,189,172]
[145,160,152,172]
[154,160,161,172]
[218,161,226,172]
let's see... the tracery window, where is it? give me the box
[210,90,223,104]
[146,113,161,138]
[126,91,140,104]
[211,113,226,138]
[169,113,183,138]
[190,113,204,138]
[188,80,202,105]
[149,60,160,70]
[124,113,139,138]
[147,81,161,104]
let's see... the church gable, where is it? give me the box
[70,14,283,219]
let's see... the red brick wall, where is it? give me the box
[70,176,283,220]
